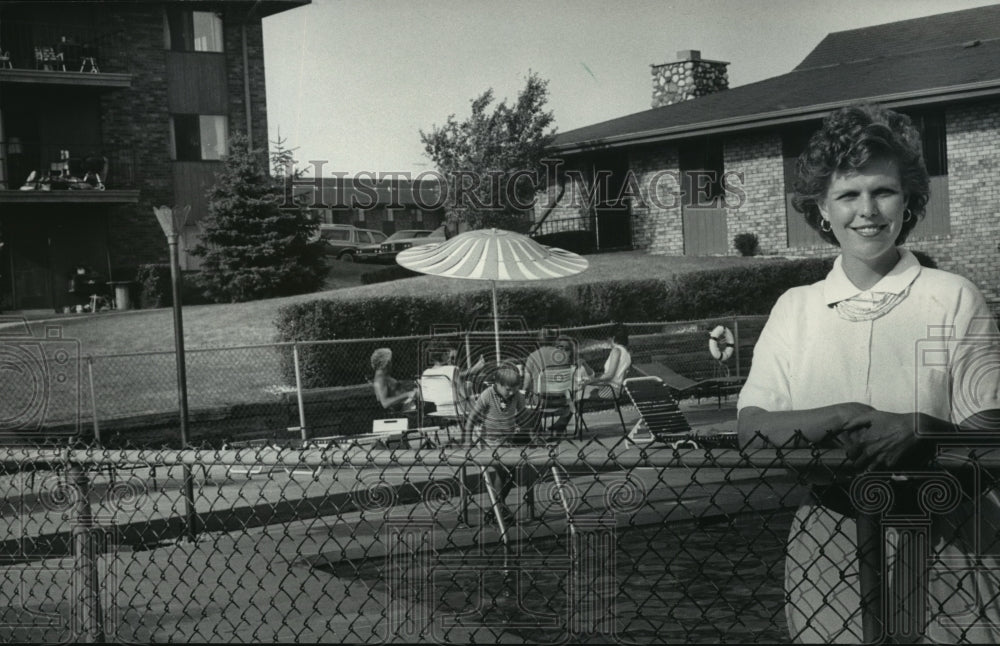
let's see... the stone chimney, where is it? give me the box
[651,50,729,108]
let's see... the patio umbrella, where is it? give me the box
[395,228,589,364]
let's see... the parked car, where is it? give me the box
[314,224,387,262]
[376,227,447,263]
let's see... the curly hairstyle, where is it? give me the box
[791,103,930,246]
[370,347,392,371]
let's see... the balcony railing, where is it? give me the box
[0,140,136,190]
[0,20,130,75]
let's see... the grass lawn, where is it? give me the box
[26,250,793,357]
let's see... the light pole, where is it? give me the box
[152,205,197,543]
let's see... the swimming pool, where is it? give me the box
[318,508,794,643]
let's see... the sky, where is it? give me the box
[262,0,1000,176]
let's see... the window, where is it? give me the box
[320,229,350,241]
[905,110,948,177]
[166,10,224,52]
[170,115,228,161]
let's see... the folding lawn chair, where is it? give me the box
[621,376,738,448]
[417,373,469,446]
[530,364,579,439]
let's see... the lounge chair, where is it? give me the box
[621,376,737,448]
[632,361,745,408]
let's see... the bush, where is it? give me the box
[665,258,833,318]
[136,264,170,309]
[134,264,214,308]
[360,264,420,285]
[567,279,671,324]
[733,232,760,256]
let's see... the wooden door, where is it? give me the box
[682,206,728,255]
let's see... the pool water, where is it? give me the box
[321,509,794,643]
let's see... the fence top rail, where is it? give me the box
[3,445,999,471]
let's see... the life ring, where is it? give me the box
[709,325,735,361]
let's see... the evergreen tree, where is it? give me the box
[420,72,556,232]
[192,133,324,302]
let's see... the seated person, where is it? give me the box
[420,344,474,418]
[522,331,591,432]
[370,347,418,413]
[581,323,632,400]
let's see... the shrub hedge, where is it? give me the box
[274,257,842,387]
[359,264,420,285]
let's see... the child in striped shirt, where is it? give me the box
[466,363,526,524]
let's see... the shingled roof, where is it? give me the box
[552,4,1000,153]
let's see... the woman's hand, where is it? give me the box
[738,402,875,449]
[839,411,928,469]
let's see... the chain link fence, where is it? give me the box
[45,317,765,449]
[1,443,998,643]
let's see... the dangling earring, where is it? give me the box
[820,219,832,233]
[903,208,913,223]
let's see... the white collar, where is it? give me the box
[823,248,922,306]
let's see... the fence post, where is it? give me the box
[732,317,741,378]
[293,343,308,443]
[86,356,100,444]
[69,464,104,643]
[858,510,885,642]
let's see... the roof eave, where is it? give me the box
[551,78,1000,154]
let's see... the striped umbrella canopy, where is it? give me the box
[396,228,589,363]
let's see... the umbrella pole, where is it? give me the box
[492,280,501,365]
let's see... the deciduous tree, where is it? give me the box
[420,72,556,232]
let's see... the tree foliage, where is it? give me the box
[192,133,324,303]
[420,72,557,232]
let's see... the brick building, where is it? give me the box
[293,176,447,236]
[544,6,1000,301]
[0,0,307,311]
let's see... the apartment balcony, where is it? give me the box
[0,140,139,204]
[0,20,132,89]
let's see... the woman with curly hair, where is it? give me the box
[738,103,1000,642]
